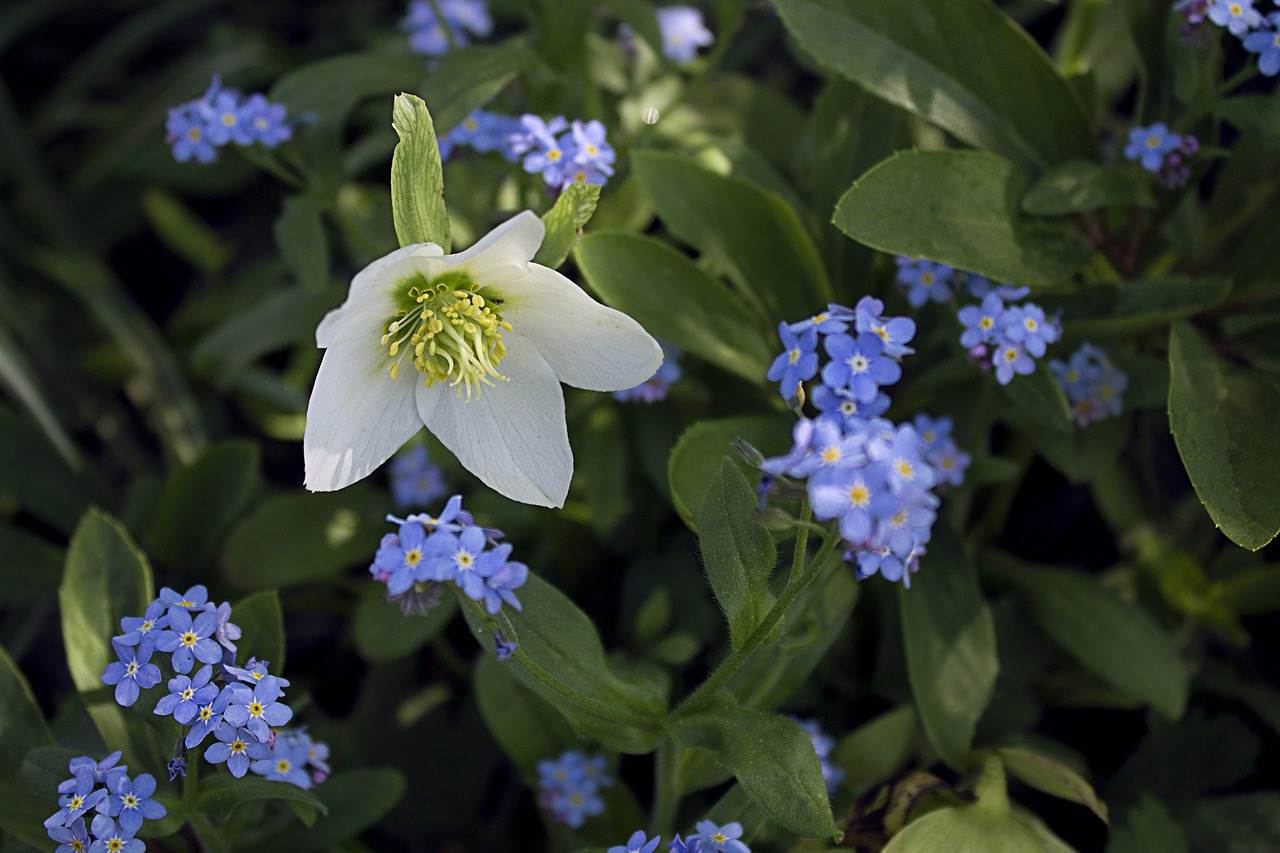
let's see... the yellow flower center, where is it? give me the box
[182,631,197,647]
[123,794,138,809]
[848,483,870,507]
[788,348,801,364]
[547,148,561,162]
[276,759,292,774]
[68,796,83,810]
[187,127,201,142]
[820,448,841,464]
[979,316,994,330]
[249,701,264,717]
[182,687,194,701]
[107,840,123,852]
[1024,318,1038,332]
[199,705,213,721]
[126,661,139,676]
[140,620,154,633]
[71,841,85,852]
[405,548,422,567]
[464,118,478,131]
[456,551,474,569]
[895,460,914,479]
[1146,135,1162,149]
[1230,2,1242,14]
[381,270,511,399]
[712,834,727,843]
[221,112,236,126]
[231,740,246,753]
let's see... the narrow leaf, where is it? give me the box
[535,181,601,269]
[997,747,1109,826]
[390,93,450,250]
[275,196,330,291]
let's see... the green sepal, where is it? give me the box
[390,93,450,251]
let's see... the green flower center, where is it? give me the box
[382,270,511,399]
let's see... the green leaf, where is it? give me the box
[899,524,998,770]
[269,768,406,851]
[575,232,773,383]
[220,489,388,591]
[577,402,630,536]
[275,196,330,292]
[1032,413,1131,484]
[534,181,600,269]
[1002,559,1187,718]
[353,585,458,663]
[772,0,1096,172]
[464,576,667,753]
[1168,322,1280,551]
[196,775,328,822]
[149,441,260,572]
[882,803,1071,853]
[1058,278,1232,340]
[632,150,832,321]
[668,415,794,531]
[59,508,162,767]
[420,45,534,135]
[270,53,427,127]
[0,774,60,849]
[695,459,777,648]
[604,0,664,56]
[0,408,108,534]
[671,703,839,839]
[996,747,1109,826]
[1022,161,1156,215]
[231,591,285,673]
[1218,94,1280,150]
[1001,366,1074,434]
[0,646,53,763]
[0,524,62,605]
[141,188,232,275]
[1108,796,1187,853]
[835,150,1093,287]
[832,706,918,798]
[1188,793,1280,853]
[390,93,449,251]
[473,653,578,777]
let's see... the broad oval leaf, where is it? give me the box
[1022,161,1155,216]
[1168,322,1280,551]
[772,0,1096,172]
[899,524,998,770]
[835,150,1093,287]
[669,415,795,531]
[196,775,328,822]
[575,232,774,383]
[353,585,458,663]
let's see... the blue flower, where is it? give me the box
[810,463,887,544]
[1000,303,1060,358]
[154,665,219,725]
[791,304,853,335]
[100,638,161,707]
[668,835,694,853]
[513,115,574,186]
[911,415,952,455]
[481,549,528,614]
[46,816,90,853]
[59,753,126,793]
[445,526,505,601]
[202,87,252,147]
[43,772,107,830]
[205,723,272,778]
[251,741,313,788]
[1244,13,1280,75]
[1207,0,1263,34]
[116,600,170,647]
[993,341,1036,385]
[390,444,449,509]
[854,296,915,357]
[1050,342,1127,425]
[928,440,971,488]
[614,343,683,402]
[611,830,663,853]
[165,107,217,164]
[760,418,818,478]
[546,778,604,827]
[373,521,437,594]
[166,757,187,781]
[795,419,869,479]
[868,424,936,494]
[103,772,165,834]
[539,750,588,788]
[895,257,955,306]
[494,630,518,660]
[812,384,889,433]
[156,607,222,674]
[690,820,751,853]
[185,685,234,749]
[223,656,291,691]
[223,680,293,743]
[821,332,902,404]
[957,294,1006,348]
[656,6,714,64]
[159,584,209,613]
[767,322,820,399]
[239,93,293,147]
[1124,123,1180,172]
[401,0,493,56]
[87,815,144,853]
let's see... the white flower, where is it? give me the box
[303,211,662,507]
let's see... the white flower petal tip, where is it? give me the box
[302,210,657,507]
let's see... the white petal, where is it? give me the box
[439,210,544,280]
[415,330,571,507]
[303,331,422,491]
[497,264,664,391]
[317,242,444,348]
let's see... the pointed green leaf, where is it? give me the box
[695,459,777,648]
[668,415,795,531]
[1108,796,1187,853]
[1022,161,1156,215]
[390,93,450,250]
[832,706,918,798]
[141,188,232,275]
[535,181,600,269]
[275,196,330,291]
[671,703,839,839]
[149,441,260,573]
[1168,322,1280,551]
[900,524,998,770]
[835,150,1093,287]
[997,747,1109,826]
[772,0,1096,172]
[632,150,831,321]
[0,646,53,763]
[575,232,773,383]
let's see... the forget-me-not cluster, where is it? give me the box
[607,821,754,853]
[370,494,529,621]
[100,586,327,790]
[401,0,493,57]
[1051,343,1129,426]
[43,752,165,853]
[1122,123,1200,188]
[390,443,449,509]
[537,750,611,828]
[762,297,966,586]
[615,344,682,403]
[438,110,617,192]
[165,77,292,164]
[1176,0,1280,75]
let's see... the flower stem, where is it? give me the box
[676,525,841,715]
[650,739,681,839]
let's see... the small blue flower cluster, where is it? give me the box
[615,344,682,403]
[370,494,528,619]
[165,77,291,164]
[100,586,327,788]
[537,750,610,828]
[1177,0,1280,74]
[44,753,165,853]
[1123,123,1200,188]
[797,719,844,793]
[401,0,492,57]
[956,292,1062,386]
[1050,343,1129,426]
[390,444,448,509]
[439,110,617,192]
[894,257,1029,309]
[609,821,752,853]
[656,6,715,64]
[912,414,971,489]
[762,298,966,586]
